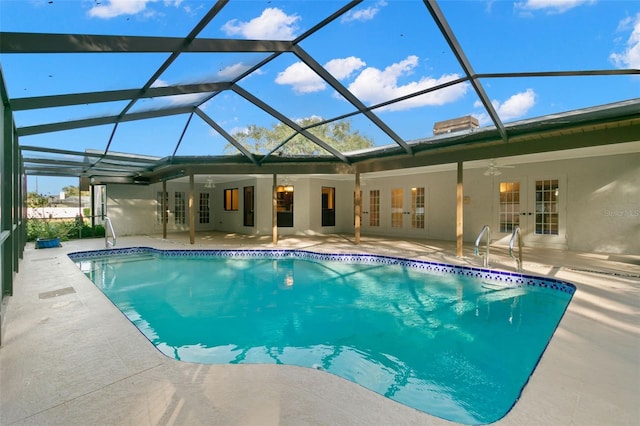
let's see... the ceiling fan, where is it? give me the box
[204,176,216,188]
[483,159,514,176]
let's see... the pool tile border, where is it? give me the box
[68,247,576,295]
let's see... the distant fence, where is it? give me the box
[27,207,85,220]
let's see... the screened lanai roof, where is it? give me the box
[1,0,639,184]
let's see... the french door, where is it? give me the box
[362,186,426,234]
[496,176,566,248]
[390,186,427,232]
[195,192,212,231]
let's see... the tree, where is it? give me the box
[62,185,79,196]
[224,117,374,156]
[27,191,48,208]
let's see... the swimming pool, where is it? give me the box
[69,247,575,425]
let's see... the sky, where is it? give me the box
[1,0,638,195]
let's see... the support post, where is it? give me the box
[354,172,361,245]
[272,174,278,245]
[189,173,195,245]
[78,176,82,239]
[90,184,95,228]
[162,180,167,239]
[456,161,464,257]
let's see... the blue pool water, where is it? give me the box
[70,248,574,425]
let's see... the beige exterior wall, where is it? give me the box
[105,149,639,254]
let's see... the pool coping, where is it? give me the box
[68,246,577,295]
[3,235,638,426]
[68,246,577,424]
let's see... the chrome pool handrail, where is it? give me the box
[509,226,523,272]
[474,225,491,267]
[105,217,116,248]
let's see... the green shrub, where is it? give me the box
[27,218,106,242]
[26,219,63,241]
[94,225,106,237]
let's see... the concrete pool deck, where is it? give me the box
[1,233,639,425]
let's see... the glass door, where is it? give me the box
[276,185,294,227]
[321,187,335,226]
[362,189,381,231]
[244,186,254,227]
[410,186,426,230]
[391,188,404,228]
[195,192,212,231]
[496,177,566,248]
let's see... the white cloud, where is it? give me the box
[275,62,325,94]
[324,57,366,80]
[229,126,248,137]
[221,8,300,40]
[151,79,168,88]
[88,0,154,18]
[147,79,211,107]
[276,55,469,111]
[514,0,595,14]
[341,0,387,23]
[275,57,365,94]
[610,13,640,69]
[217,63,254,80]
[347,56,468,111]
[493,89,536,120]
[475,89,536,124]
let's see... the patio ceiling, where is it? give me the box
[1,0,639,185]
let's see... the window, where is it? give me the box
[499,182,520,233]
[369,190,379,227]
[321,187,335,226]
[199,193,210,224]
[535,179,559,235]
[156,191,168,224]
[391,188,403,228]
[224,188,238,211]
[411,187,425,229]
[174,192,185,224]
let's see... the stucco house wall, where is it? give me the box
[104,150,639,254]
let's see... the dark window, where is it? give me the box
[224,188,239,211]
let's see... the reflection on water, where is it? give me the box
[77,253,572,425]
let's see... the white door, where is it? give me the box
[495,176,567,248]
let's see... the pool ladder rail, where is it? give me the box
[105,217,116,248]
[509,226,523,272]
[474,225,491,267]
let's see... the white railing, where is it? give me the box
[474,225,491,267]
[509,226,523,272]
[104,217,116,248]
